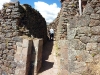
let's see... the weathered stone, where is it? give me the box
[1,43,6,50]
[0,60,3,64]
[8,50,15,55]
[12,32,18,36]
[2,54,7,60]
[5,33,12,38]
[96,8,100,14]
[3,50,8,54]
[6,9,11,13]
[6,21,12,25]
[80,36,90,44]
[90,35,100,43]
[1,71,8,75]
[76,15,90,27]
[16,42,22,47]
[69,61,87,74]
[89,19,100,26]
[83,3,94,15]
[86,43,97,51]
[77,27,90,35]
[22,39,29,48]
[12,8,19,12]
[91,26,100,35]
[12,37,22,42]
[69,39,86,50]
[8,43,13,46]
[67,28,76,40]
[4,61,10,67]
[15,2,19,7]
[10,62,17,68]
[11,12,19,15]
[90,14,100,20]
[7,55,14,61]
[0,50,3,54]
[8,68,15,74]
[7,46,13,50]
[94,54,100,63]
[16,46,22,54]
[13,45,17,50]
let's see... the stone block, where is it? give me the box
[7,55,14,61]
[73,61,87,73]
[90,14,100,20]
[0,60,3,64]
[83,3,94,15]
[22,55,27,62]
[2,54,7,60]
[96,10,100,14]
[86,43,97,51]
[77,27,90,35]
[14,54,20,62]
[22,48,28,55]
[91,26,100,35]
[10,62,17,68]
[15,2,19,7]
[8,68,15,74]
[22,39,29,48]
[5,33,12,38]
[16,46,22,54]
[89,19,100,26]
[12,8,19,12]
[11,12,19,15]
[6,9,11,13]
[76,15,90,27]
[68,60,86,74]
[12,32,18,36]
[67,28,76,40]
[19,70,26,75]
[90,35,100,43]
[94,54,100,63]
[8,50,15,56]
[80,36,90,44]
[15,69,20,75]
[1,71,7,75]
[69,39,86,50]
[16,42,22,47]
[74,50,93,62]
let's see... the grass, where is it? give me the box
[55,42,60,57]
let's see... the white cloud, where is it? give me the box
[0,0,11,9]
[0,0,19,9]
[34,1,60,23]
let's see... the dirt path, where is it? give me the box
[38,41,59,75]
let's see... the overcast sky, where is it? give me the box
[0,0,61,23]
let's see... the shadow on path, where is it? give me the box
[39,40,54,73]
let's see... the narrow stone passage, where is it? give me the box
[38,41,59,75]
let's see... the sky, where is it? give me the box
[0,0,61,23]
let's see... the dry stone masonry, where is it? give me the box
[0,1,47,75]
[53,0,100,75]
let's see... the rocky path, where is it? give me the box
[38,41,59,75]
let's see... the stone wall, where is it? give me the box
[14,38,43,75]
[0,2,45,75]
[0,2,20,75]
[57,0,100,75]
[18,4,47,44]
